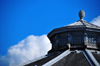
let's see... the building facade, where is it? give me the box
[24,10,100,66]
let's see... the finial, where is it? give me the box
[79,10,85,20]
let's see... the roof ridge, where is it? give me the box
[83,21,100,28]
[81,20,86,27]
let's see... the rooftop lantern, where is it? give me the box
[48,10,100,51]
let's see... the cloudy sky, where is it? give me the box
[0,0,100,66]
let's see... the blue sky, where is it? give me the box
[0,0,100,65]
[0,0,100,55]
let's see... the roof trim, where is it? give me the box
[48,27,100,38]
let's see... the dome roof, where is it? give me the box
[47,10,100,38]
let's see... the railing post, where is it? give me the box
[84,33,88,46]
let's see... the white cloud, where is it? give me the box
[0,35,51,66]
[91,16,100,26]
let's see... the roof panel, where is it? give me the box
[65,20,100,29]
[92,52,100,64]
[52,52,90,66]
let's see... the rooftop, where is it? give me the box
[65,20,100,29]
[48,10,100,38]
[24,10,100,66]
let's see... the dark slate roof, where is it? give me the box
[24,50,100,66]
[52,52,90,66]
[24,54,59,66]
[92,52,100,64]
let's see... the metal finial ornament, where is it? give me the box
[79,10,85,20]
